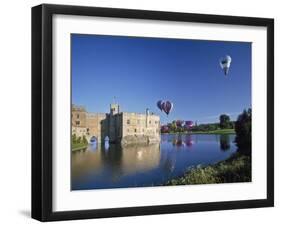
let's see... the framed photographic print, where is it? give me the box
[32,4,274,221]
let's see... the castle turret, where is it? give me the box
[110,103,120,115]
[146,108,149,128]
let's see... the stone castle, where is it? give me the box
[72,104,161,145]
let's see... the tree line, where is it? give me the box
[161,113,235,133]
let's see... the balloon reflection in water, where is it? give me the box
[172,138,183,147]
[185,135,194,147]
[172,135,194,148]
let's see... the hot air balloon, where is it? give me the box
[176,120,184,127]
[219,55,232,76]
[161,125,169,133]
[157,100,163,111]
[162,101,173,116]
[185,121,194,129]
[161,101,166,112]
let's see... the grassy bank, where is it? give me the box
[162,128,235,135]
[72,143,88,152]
[190,128,235,134]
[166,153,251,185]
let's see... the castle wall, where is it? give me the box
[71,105,88,138]
[86,113,107,142]
[121,112,160,145]
[71,105,87,128]
[72,104,160,145]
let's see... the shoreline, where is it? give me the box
[165,153,251,186]
[72,143,88,152]
[161,129,235,135]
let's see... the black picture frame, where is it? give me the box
[32,3,274,222]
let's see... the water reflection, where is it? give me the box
[185,135,194,147]
[72,134,236,190]
[90,141,97,151]
[220,134,231,151]
[170,134,194,148]
[72,143,161,184]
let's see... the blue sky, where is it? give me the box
[71,34,251,124]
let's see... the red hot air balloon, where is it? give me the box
[161,125,169,133]
[176,120,184,127]
[161,101,166,112]
[162,101,173,115]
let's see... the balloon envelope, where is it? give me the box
[176,120,183,127]
[163,101,173,115]
[219,55,232,75]
[157,100,163,111]
[185,121,193,128]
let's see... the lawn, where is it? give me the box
[72,143,88,152]
[190,128,235,134]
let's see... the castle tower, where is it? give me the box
[146,108,149,128]
[110,103,120,115]
[108,103,120,143]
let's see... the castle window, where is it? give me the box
[127,119,130,124]
[142,129,144,132]
[137,120,140,124]
[87,128,89,132]
[155,121,158,124]
[77,114,79,119]
[75,121,80,126]
[149,120,151,124]
[127,129,130,132]
[134,129,137,133]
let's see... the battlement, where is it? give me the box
[72,104,86,112]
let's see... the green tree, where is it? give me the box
[72,134,77,144]
[171,121,177,132]
[219,114,231,129]
[82,135,88,144]
[77,136,82,144]
[235,108,251,154]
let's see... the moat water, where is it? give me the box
[71,134,236,190]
